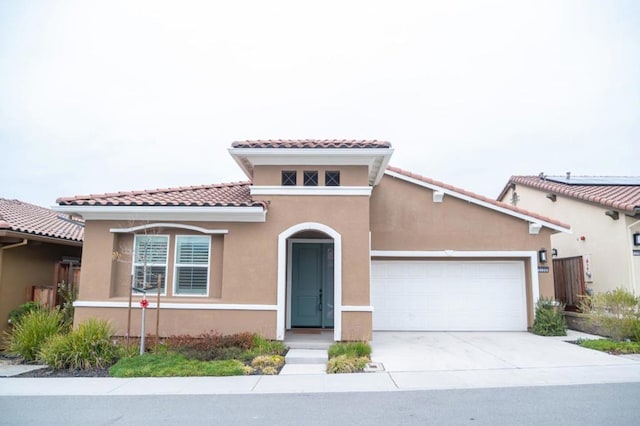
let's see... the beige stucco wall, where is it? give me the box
[370,175,557,326]
[0,242,81,334]
[503,185,637,294]
[76,191,372,340]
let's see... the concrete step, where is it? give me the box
[279,363,327,375]
[285,349,328,365]
[286,340,333,350]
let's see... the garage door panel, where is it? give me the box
[371,260,527,331]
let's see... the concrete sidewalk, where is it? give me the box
[2,331,640,395]
[2,363,640,395]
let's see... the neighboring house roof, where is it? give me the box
[56,182,265,208]
[231,139,391,149]
[0,198,84,242]
[386,167,570,231]
[497,175,640,215]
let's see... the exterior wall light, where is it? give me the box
[634,233,640,246]
[538,249,547,264]
[605,210,619,220]
[552,248,558,257]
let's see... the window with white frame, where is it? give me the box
[133,235,168,294]
[174,235,210,295]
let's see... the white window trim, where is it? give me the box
[172,235,211,297]
[132,234,170,296]
[74,301,277,310]
[111,223,228,235]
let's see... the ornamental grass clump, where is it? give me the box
[583,289,640,342]
[39,318,119,369]
[532,298,567,336]
[4,308,65,362]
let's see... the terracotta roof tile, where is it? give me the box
[386,166,570,229]
[231,139,391,149]
[498,176,640,214]
[0,198,84,242]
[56,182,266,208]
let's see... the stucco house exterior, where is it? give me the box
[55,140,569,341]
[497,175,640,306]
[0,198,83,333]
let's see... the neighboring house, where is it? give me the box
[55,140,569,341]
[0,198,83,333]
[497,175,640,307]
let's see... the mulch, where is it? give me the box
[14,367,111,378]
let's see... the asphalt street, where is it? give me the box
[2,382,639,426]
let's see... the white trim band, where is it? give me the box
[341,305,374,312]
[55,205,266,222]
[73,301,277,310]
[250,186,372,196]
[110,223,229,234]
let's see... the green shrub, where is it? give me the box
[532,298,567,336]
[584,289,640,341]
[39,318,118,369]
[326,355,369,374]
[7,301,42,327]
[57,281,77,328]
[578,338,640,354]
[3,309,64,361]
[328,341,372,359]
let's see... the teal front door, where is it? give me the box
[291,242,334,328]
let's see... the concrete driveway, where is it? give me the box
[370,331,639,372]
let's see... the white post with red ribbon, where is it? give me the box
[139,296,149,355]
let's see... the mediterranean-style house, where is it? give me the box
[55,140,569,341]
[0,198,83,333]
[497,174,640,308]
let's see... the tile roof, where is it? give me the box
[231,139,392,149]
[0,198,84,242]
[498,176,640,214]
[56,182,266,208]
[386,166,570,229]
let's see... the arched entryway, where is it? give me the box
[277,223,342,341]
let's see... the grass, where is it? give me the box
[326,341,372,374]
[328,341,371,358]
[109,353,246,377]
[578,339,640,354]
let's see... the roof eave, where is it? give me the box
[54,205,267,223]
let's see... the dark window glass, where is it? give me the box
[282,170,297,186]
[325,171,340,186]
[303,171,318,186]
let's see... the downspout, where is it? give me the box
[627,220,640,295]
[0,239,29,252]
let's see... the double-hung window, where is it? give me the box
[174,235,210,296]
[133,235,168,294]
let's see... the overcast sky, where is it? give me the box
[1,0,637,207]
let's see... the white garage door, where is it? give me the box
[371,260,527,331]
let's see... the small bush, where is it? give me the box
[251,355,285,369]
[532,298,567,336]
[584,289,640,341]
[39,318,118,369]
[261,366,278,375]
[7,302,41,327]
[3,309,65,361]
[328,341,372,359]
[326,355,369,374]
